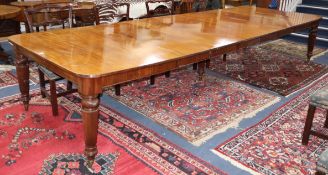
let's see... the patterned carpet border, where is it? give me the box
[60,87,227,174]
[99,102,226,175]
[0,71,18,90]
[213,75,328,175]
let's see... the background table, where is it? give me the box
[0,4,21,20]
[0,5,20,63]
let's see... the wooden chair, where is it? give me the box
[146,0,174,17]
[194,0,207,11]
[24,3,73,32]
[24,4,77,116]
[221,0,253,9]
[180,0,194,13]
[302,87,328,145]
[73,2,98,27]
[94,2,130,96]
[256,0,276,8]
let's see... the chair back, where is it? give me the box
[24,3,73,33]
[180,0,194,13]
[73,2,98,27]
[146,0,174,17]
[195,0,207,11]
[95,2,130,24]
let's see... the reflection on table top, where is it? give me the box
[9,6,321,77]
[0,5,21,20]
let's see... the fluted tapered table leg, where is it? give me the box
[15,49,30,110]
[197,60,206,81]
[307,24,319,61]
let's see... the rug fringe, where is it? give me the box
[0,65,15,71]
[211,150,262,175]
[192,96,281,146]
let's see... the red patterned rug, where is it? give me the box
[0,86,225,174]
[209,40,328,96]
[214,75,328,175]
[258,39,327,60]
[105,69,279,145]
[0,71,17,89]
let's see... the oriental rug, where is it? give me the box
[214,75,328,175]
[259,39,327,60]
[28,62,41,84]
[105,69,279,145]
[0,71,17,89]
[209,40,328,96]
[0,86,225,175]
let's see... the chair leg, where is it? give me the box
[324,110,328,128]
[67,80,73,91]
[223,54,227,62]
[302,104,316,145]
[206,59,210,68]
[315,171,326,175]
[49,80,59,116]
[38,69,46,98]
[115,84,121,96]
[193,63,198,70]
[165,71,170,78]
[150,75,155,85]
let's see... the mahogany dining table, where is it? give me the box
[9,6,321,170]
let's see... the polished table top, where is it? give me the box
[0,5,21,20]
[9,6,321,78]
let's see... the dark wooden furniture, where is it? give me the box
[221,0,253,8]
[24,3,77,116]
[73,2,97,27]
[10,0,94,32]
[180,0,194,13]
[24,3,73,32]
[179,0,207,13]
[9,6,321,170]
[255,0,273,8]
[302,88,328,145]
[0,5,21,63]
[0,0,21,37]
[146,0,174,17]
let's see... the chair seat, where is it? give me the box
[38,66,61,80]
[318,148,328,174]
[310,87,328,109]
